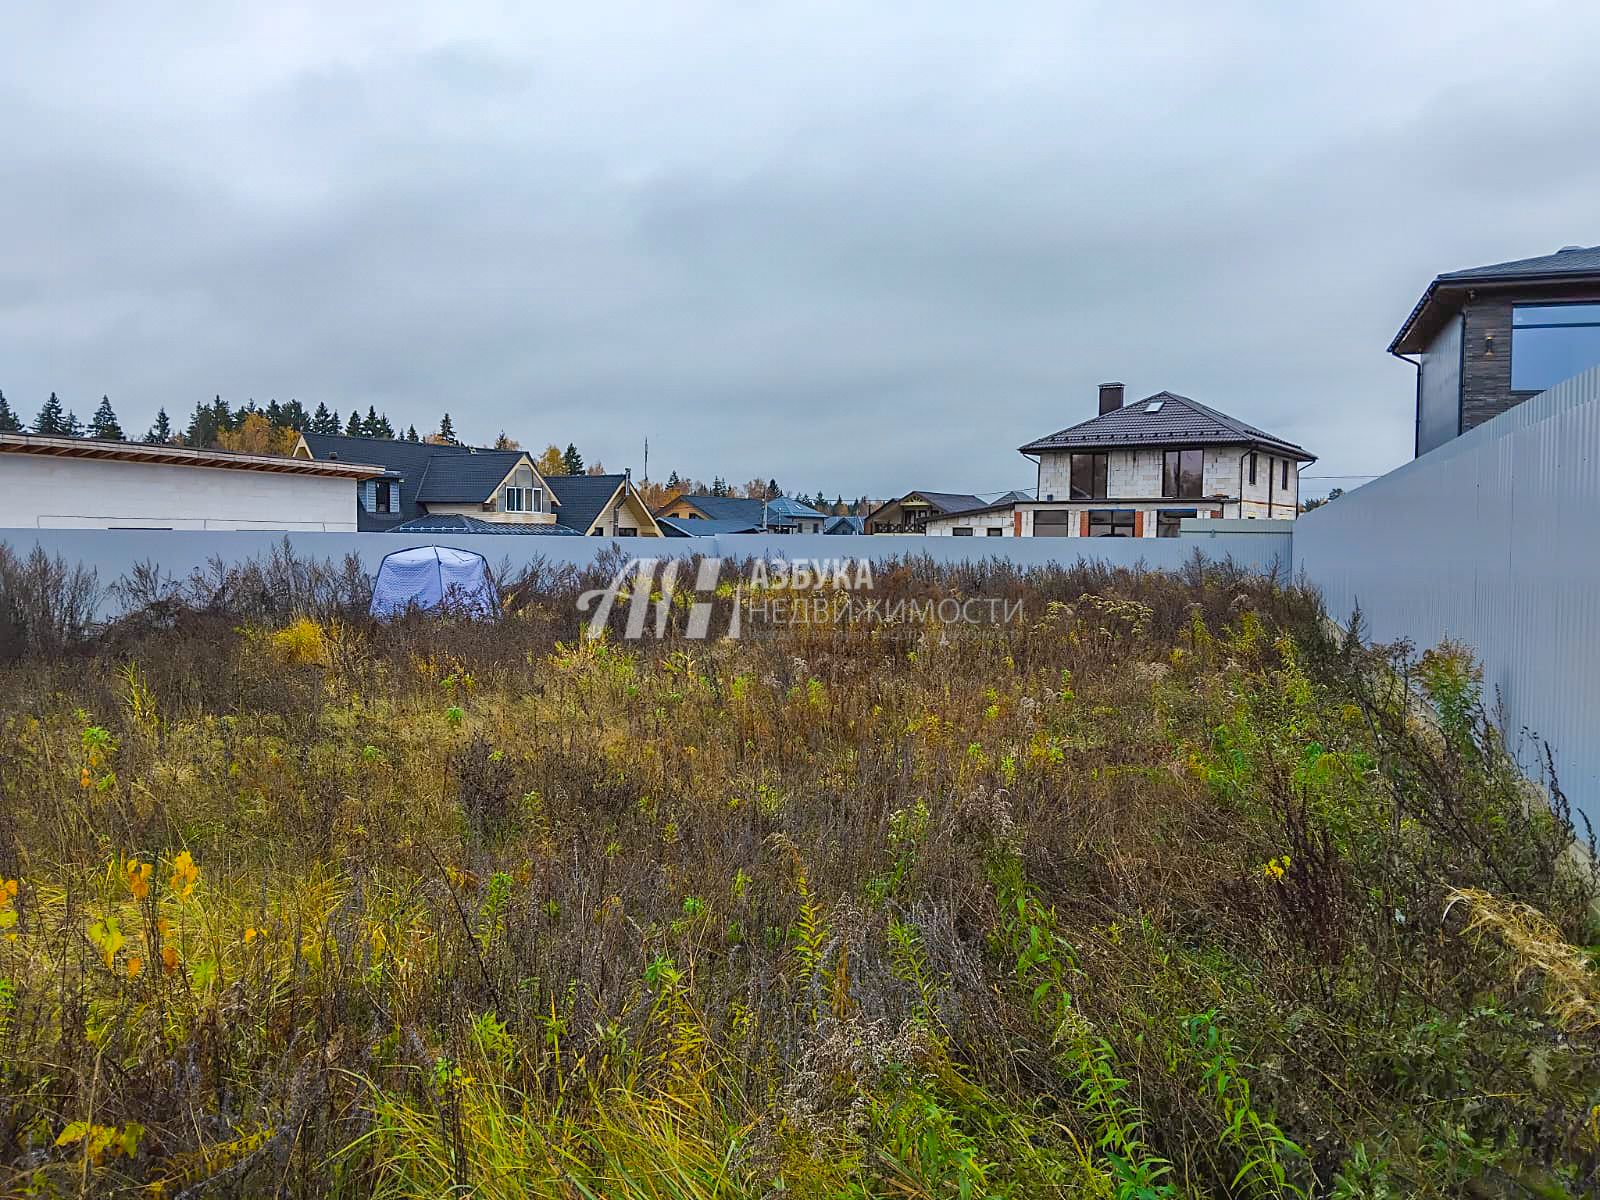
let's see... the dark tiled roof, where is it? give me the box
[660,494,824,526]
[546,473,628,533]
[1438,244,1600,281]
[1018,392,1313,460]
[386,514,579,535]
[414,449,531,503]
[822,515,864,534]
[300,433,472,520]
[658,516,764,537]
[905,491,987,515]
[1391,244,1600,353]
[941,490,1035,518]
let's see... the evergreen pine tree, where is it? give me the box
[210,395,234,433]
[64,410,84,438]
[361,405,380,437]
[345,410,362,437]
[282,400,308,431]
[768,479,780,499]
[375,412,394,439]
[437,413,457,443]
[33,392,67,435]
[89,395,125,440]
[185,398,214,447]
[265,400,284,428]
[710,476,728,497]
[562,443,584,475]
[405,425,419,442]
[667,469,681,488]
[310,402,335,435]
[0,390,20,432]
[145,408,173,443]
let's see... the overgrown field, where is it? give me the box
[1,546,1597,1197]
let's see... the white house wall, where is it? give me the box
[1035,447,1300,528]
[0,455,361,531]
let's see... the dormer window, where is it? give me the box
[502,466,539,512]
[365,479,400,513]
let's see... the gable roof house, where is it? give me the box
[1012,383,1315,537]
[545,472,663,537]
[1391,244,1600,457]
[0,432,383,531]
[653,493,827,533]
[295,432,574,534]
[863,491,989,534]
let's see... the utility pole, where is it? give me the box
[642,437,649,482]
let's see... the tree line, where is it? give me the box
[0,389,875,516]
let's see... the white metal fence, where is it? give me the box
[1296,366,1600,829]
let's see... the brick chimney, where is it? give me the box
[1098,382,1125,416]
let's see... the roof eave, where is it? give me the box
[1392,268,1600,354]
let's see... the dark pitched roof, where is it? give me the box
[414,450,532,503]
[300,433,471,520]
[386,514,579,535]
[940,490,1035,518]
[1391,244,1600,353]
[660,494,824,526]
[658,516,764,537]
[822,515,864,534]
[906,491,987,514]
[1437,244,1600,281]
[546,473,628,533]
[1018,392,1314,461]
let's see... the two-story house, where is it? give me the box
[294,432,575,533]
[1390,244,1600,457]
[1011,384,1315,537]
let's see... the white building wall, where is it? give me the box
[0,456,362,531]
[1034,447,1301,530]
[926,511,1014,536]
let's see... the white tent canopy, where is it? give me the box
[370,546,498,619]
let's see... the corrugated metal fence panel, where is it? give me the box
[1296,366,1600,828]
[0,526,1292,619]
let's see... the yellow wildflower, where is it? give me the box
[79,767,92,789]
[124,859,152,900]
[244,927,258,944]
[169,850,200,900]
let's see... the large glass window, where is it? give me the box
[1156,509,1197,538]
[1512,304,1600,392]
[1033,510,1072,537]
[1162,449,1204,498]
[1087,509,1136,537]
[502,466,537,512]
[1069,453,1108,499]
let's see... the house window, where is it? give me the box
[986,527,1003,536]
[502,466,537,513]
[1033,510,1072,537]
[1281,459,1289,489]
[1512,303,1600,391]
[1161,449,1204,498]
[1248,452,1258,485]
[373,480,398,513]
[952,526,974,536]
[1087,509,1136,537]
[617,527,638,537]
[1156,509,1197,538]
[1069,453,1109,500]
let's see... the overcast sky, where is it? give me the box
[3,3,1598,500]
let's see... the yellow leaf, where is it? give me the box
[127,955,143,980]
[162,944,179,974]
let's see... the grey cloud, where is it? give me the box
[3,2,1599,496]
